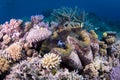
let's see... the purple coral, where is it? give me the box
[31,15,44,24]
[110,64,120,80]
[26,26,52,43]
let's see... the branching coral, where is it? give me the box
[1,19,23,35]
[51,7,87,24]
[0,58,10,75]
[31,15,44,24]
[26,26,52,43]
[5,56,42,80]
[5,42,23,61]
[41,53,61,69]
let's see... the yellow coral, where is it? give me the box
[79,30,91,46]
[41,53,61,69]
[89,30,98,39]
[0,58,10,74]
[53,44,72,57]
[5,42,23,61]
[103,32,108,38]
[99,41,107,49]
[99,48,107,56]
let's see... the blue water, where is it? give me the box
[0,0,120,23]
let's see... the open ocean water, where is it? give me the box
[0,0,120,22]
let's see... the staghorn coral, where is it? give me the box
[26,26,52,43]
[51,7,87,24]
[0,58,10,75]
[5,42,23,61]
[41,53,61,69]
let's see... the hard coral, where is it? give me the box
[1,19,23,35]
[26,26,52,43]
[0,58,10,75]
[6,56,42,80]
[83,63,99,79]
[3,34,11,45]
[51,7,86,24]
[31,15,44,24]
[41,53,61,69]
[110,64,120,80]
[5,42,23,61]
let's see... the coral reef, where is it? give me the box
[41,53,61,69]
[0,7,119,80]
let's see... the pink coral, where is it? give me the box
[26,26,52,43]
[1,19,23,35]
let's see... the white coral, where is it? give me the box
[41,53,61,69]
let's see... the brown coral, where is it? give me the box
[83,63,99,79]
[5,42,23,61]
[0,58,10,74]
